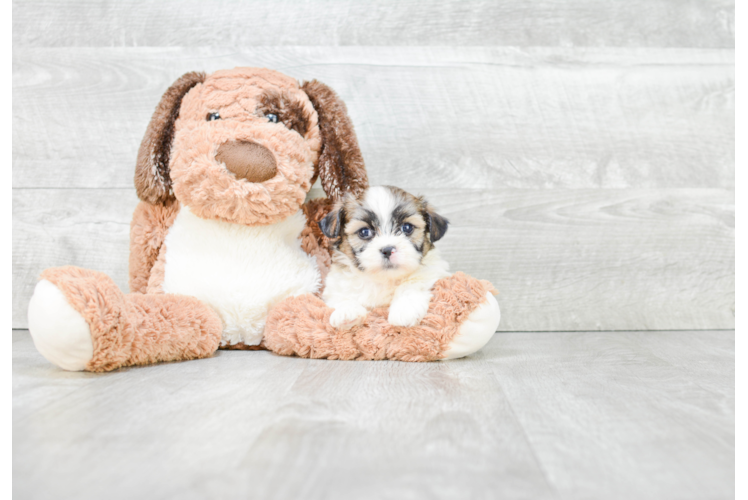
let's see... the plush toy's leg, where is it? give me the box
[263,272,500,361]
[442,291,500,359]
[27,266,222,372]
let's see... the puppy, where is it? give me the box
[318,185,451,329]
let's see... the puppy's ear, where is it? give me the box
[318,206,345,239]
[427,207,449,243]
[135,71,206,205]
[301,80,369,202]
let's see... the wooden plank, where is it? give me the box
[482,330,734,500]
[12,0,735,48]
[12,329,735,499]
[13,328,558,499]
[12,187,734,331]
[12,47,735,190]
[238,358,555,499]
[432,187,734,331]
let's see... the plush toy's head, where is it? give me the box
[134,67,368,225]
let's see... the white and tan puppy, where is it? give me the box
[319,185,451,328]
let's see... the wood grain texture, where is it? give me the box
[431,187,735,331]
[12,47,735,190]
[12,329,734,500]
[12,0,735,48]
[482,330,734,500]
[12,187,734,331]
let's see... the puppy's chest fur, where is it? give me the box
[323,250,451,309]
[323,264,399,309]
[161,206,321,346]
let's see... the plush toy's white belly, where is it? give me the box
[162,207,321,346]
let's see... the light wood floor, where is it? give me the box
[12,329,734,500]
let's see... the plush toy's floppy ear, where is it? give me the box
[301,80,369,202]
[135,71,206,205]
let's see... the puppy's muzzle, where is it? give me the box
[381,246,396,259]
[215,140,277,183]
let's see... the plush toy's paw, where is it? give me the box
[264,273,499,362]
[442,292,500,360]
[27,279,94,371]
[387,292,430,327]
[28,266,223,372]
[329,303,368,329]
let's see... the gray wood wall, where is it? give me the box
[12,1,734,331]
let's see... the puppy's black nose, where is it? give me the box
[381,246,396,259]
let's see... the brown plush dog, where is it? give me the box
[129,68,367,349]
[27,67,500,372]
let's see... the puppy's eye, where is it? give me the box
[266,113,279,124]
[207,112,221,121]
[401,223,414,235]
[358,228,373,240]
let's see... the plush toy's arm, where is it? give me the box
[301,198,335,290]
[264,272,500,361]
[128,199,180,293]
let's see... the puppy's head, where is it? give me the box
[134,68,368,225]
[319,186,449,278]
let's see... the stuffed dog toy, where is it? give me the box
[26,67,500,372]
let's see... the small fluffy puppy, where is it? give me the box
[319,185,451,329]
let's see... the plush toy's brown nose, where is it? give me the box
[215,141,277,183]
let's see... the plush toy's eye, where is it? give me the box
[358,227,373,240]
[207,112,221,121]
[266,113,279,124]
[402,223,414,235]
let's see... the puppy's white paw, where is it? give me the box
[388,293,431,327]
[329,303,368,329]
